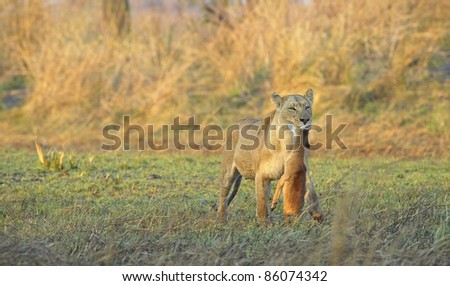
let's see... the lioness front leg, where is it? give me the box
[255,174,271,222]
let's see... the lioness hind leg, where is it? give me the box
[217,164,241,221]
[226,175,242,207]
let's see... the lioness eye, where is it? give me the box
[289,107,296,111]
[306,106,311,110]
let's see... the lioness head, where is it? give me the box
[271,89,314,131]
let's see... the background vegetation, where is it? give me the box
[1,150,448,265]
[0,0,448,157]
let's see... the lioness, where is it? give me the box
[217,89,322,222]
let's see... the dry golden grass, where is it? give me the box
[0,0,448,157]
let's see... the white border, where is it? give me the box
[1,266,448,286]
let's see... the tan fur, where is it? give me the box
[217,89,322,222]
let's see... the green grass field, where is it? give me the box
[0,150,448,265]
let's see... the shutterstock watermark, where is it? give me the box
[101,115,348,151]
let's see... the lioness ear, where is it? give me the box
[271,93,282,108]
[305,88,314,104]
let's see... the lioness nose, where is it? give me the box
[300,118,308,124]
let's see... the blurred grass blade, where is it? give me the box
[35,141,46,167]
